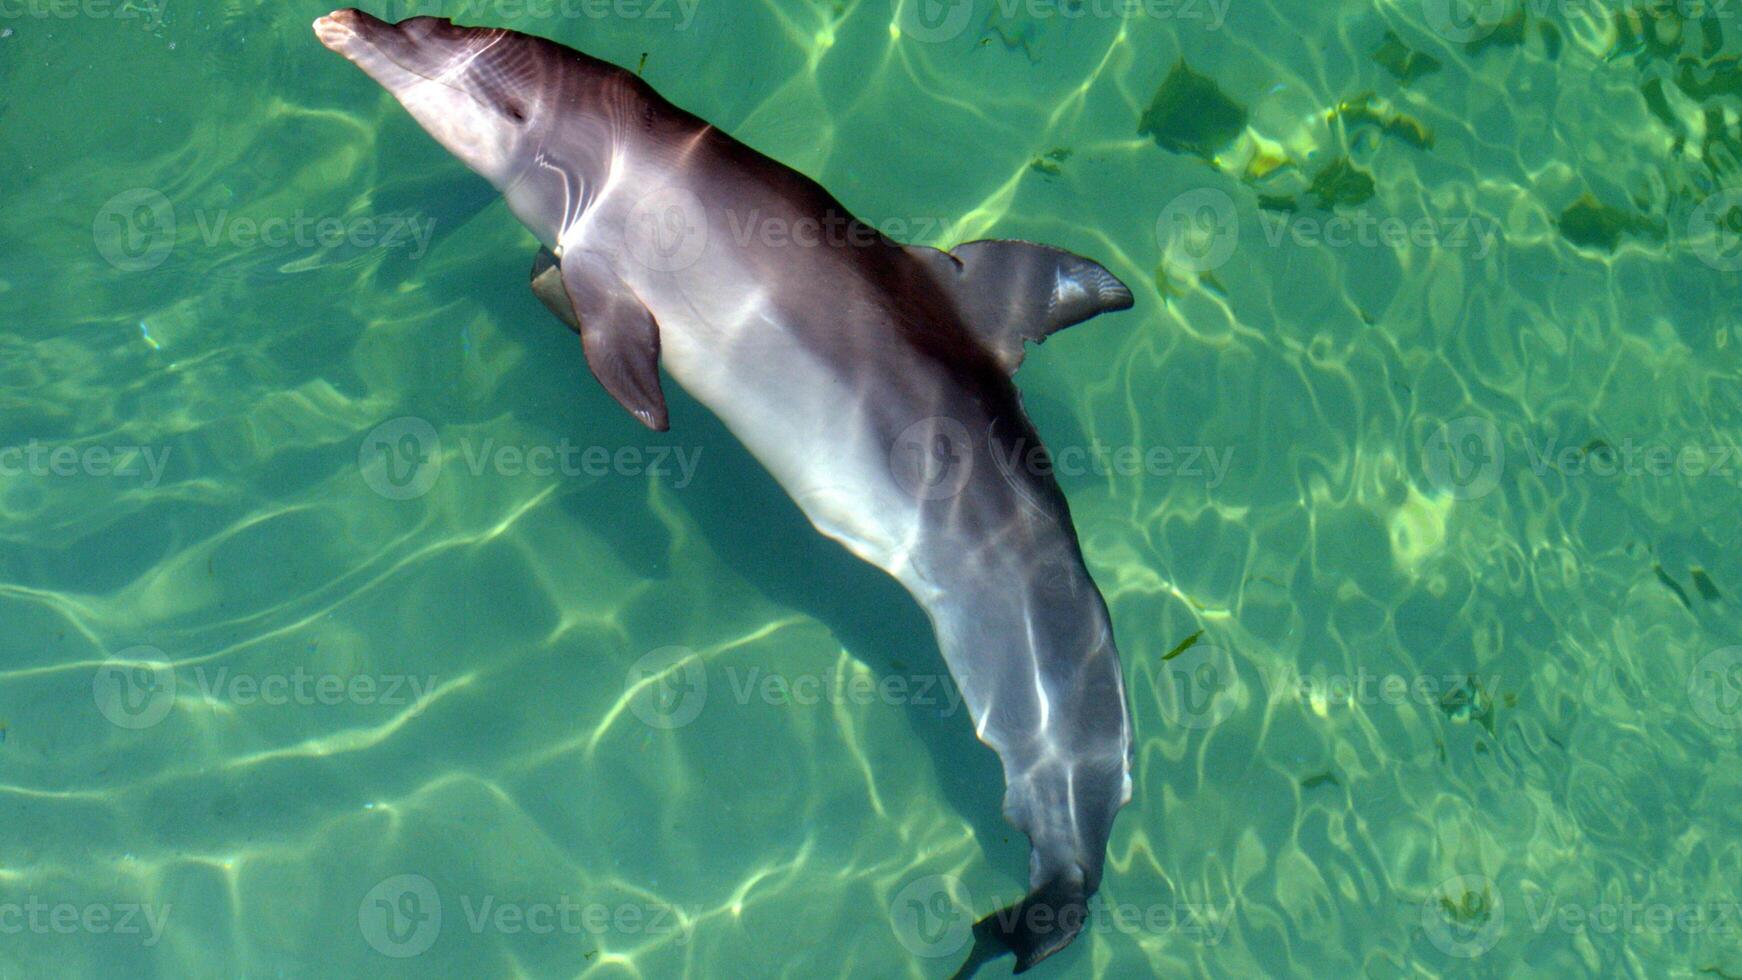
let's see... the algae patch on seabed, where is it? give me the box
[1139,59,1248,160]
[1308,156,1376,208]
[1606,4,1742,196]
[1332,93,1434,150]
[1440,674,1498,736]
[1556,194,1658,252]
[1163,629,1203,661]
[1029,147,1071,178]
[1654,562,1694,611]
[1439,883,1498,929]
[1467,4,1528,56]
[1371,31,1441,85]
[1691,567,1722,602]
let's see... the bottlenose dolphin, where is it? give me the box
[315,10,1134,972]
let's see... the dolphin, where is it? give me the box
[314,10,1135,972]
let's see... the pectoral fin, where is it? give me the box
[912,239,1134,373]
[531,247,669,431]
[530,246,580,333]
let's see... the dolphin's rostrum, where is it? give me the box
[315,10,1135,972]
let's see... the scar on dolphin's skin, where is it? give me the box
[316,10,1137,973]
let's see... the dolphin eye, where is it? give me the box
[504,101,528,123]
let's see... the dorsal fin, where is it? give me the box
[912,239,1134,373]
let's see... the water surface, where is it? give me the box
[1,1,1740,977]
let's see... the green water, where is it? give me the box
[3,0,1741,977]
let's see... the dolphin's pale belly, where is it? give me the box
[647,275,927,584]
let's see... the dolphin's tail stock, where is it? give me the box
[929,565,1129,975]
[905,472,1132,976]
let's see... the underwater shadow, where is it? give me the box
[520,363,1020,877]
[665,398,1017,862]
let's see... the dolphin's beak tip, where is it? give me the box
[313,9,364,51]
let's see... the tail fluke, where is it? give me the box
[950,877,1089,977]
